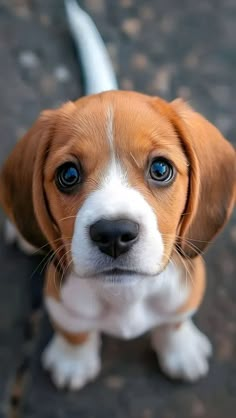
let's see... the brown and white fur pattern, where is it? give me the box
[1,1,235,391]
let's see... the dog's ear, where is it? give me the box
[0,109,65,266]
[170,99,236,257]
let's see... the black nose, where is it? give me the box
[90,219,139,258]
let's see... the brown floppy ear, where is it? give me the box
[0,110,65,267]
[170,99,236,257]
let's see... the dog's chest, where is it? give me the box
[46,263,190,339]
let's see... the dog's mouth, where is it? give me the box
[102,268,138,276]
[96,268,141,284]
[73,265,162,281]
[88,267,160,282]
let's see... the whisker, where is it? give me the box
[173,247,195,292]
[177,240,200,256]
[163,235,207,257]
[59,216,78,222]
[54,250,73,291]
[30,236,72,255]
[161,233,211,245]
[30,242,71,281]
[50,248,70,293]
[130,152,141,168]
[39,245,69,283]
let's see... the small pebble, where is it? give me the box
[121,0,133,7]
[153,66,173,95]
[18,51,39,69]
[121,78,134,90]
[122,18,141,37]
[13,5,31,19]
[39,14,51,26]
[54,66,71,83]
[191,399,205,417]
[139,6,154,20]
[142,409,153,418]
[217,336,234,360]
[104,375,125,390]
[132,53,148,70]
[85,0,105,13]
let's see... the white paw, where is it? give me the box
[42,332,101,390]
[4,220,37,255]
[151,320,212,382]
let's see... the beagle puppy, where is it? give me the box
[0,91,235,390]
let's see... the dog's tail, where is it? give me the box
[64,0,118,95]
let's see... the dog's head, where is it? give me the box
[1,91,235,280]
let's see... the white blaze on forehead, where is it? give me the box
[106,105,114,153]
[101,157,128,190]
[105,104,128,186]
[103,106,128,188]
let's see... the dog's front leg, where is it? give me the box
[151,319,212,382]
[42,329,101,390]
[42,263,101,390]
[151,256,212,382]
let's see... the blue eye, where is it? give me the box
[56,162,81,192]
[150,158,174,183]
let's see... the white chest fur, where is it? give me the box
[45,261,191,339]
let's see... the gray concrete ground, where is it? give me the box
[0,1,235,417]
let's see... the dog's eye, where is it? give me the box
[56,162,81,192]
[149,158,174,184]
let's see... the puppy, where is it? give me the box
[0,90,235,390]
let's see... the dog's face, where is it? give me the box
[1,91,235,281]
[44,93,189,279]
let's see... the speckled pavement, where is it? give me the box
[0,1,235,417]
